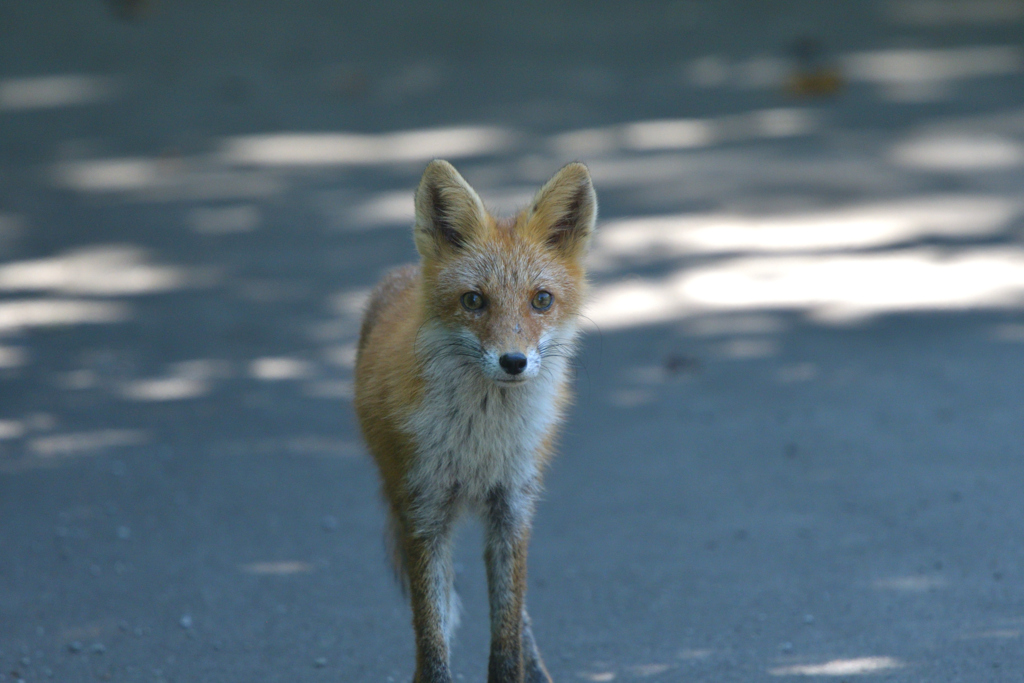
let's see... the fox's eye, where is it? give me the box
[461,291,486,311]
[531,291,553,311]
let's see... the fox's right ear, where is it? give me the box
[525,162,597,260]
[413,160,487,259]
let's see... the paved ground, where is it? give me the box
[2,1,1024,681]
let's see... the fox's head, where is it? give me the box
[413,160,597,386]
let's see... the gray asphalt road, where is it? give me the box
[2,2,1024,681]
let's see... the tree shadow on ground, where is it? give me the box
[2,2,1024,680]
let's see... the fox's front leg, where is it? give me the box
[401,504,458,683]
[484,486,552,683]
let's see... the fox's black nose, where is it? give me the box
[499,352,528,375]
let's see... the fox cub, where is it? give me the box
[354,160,596,683]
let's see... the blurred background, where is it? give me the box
[1,1,1023,681]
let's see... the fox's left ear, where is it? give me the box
[525,162,597,260]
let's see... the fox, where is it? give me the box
[354,159,597,683]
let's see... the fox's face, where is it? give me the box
[413,161,597,385]
[425,237,583,384]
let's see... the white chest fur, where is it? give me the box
[403,334,568,508]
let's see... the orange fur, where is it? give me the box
[355,160,596,683]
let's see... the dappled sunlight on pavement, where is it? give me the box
[769,656,905,676]
[591,196,1018,262]
[0,297,129,332]
[2,0,1024,681]
[589,246,1024,328]
[844,44,1022,102]
[0,74,117,111]
[52,156,284,201]
[0,245,193,295]
[220,126,517,167]
[0,428,149,473]
[551,108,819,156]
[238,561,315,576]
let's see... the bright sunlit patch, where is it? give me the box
[621,119,717,150]
[53,157,283,201]
[590,196,1019,268]
[0,75,116,111]
[769,656,904,676]
[330,288,373,317]
[250,357,314,380]
[579,673,616,682]
[0,346,28,368]
[323,344,358,368]
[749,108,818,137]
[29,429,146,458]
[845,45,1023,84]
[689,250,1024,323]
[873,576,948,591]
[588,278,687,329]
[0,420,26,440]
[685,249,1024,322]
[845,45,1022,100]
[348,190,415,226]
[551,109,817,157]
[626,664,671,677]
[891,133,1024,171]
[239,561,314,575]
[0,246,187,295]
[121,377,209,401]
[54,158,159,192]
[551,128,621,156]
[120,360,230,402]
[589,247,1024,328]
[220,126,515,167]
[0,298,129,333]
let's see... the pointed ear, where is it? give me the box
[525,162,597,259]
[413,160,487,259]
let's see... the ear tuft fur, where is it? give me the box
[414,160,487,259]
[526,162,597,259]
